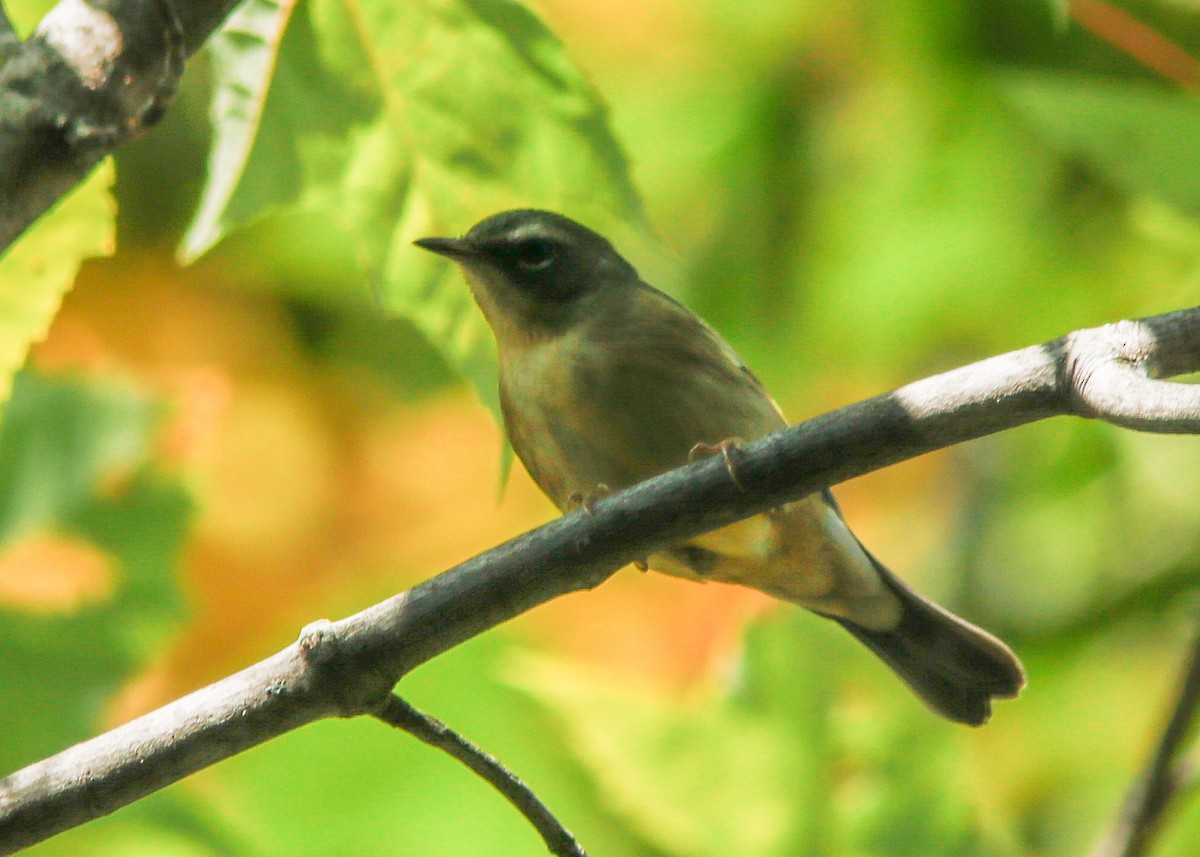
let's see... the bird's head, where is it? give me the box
[415,209,638,341]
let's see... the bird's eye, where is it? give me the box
[513,238,555,270]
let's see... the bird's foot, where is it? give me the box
[567,486,645,570]
[688,437,747,491]
[566,483,612,516]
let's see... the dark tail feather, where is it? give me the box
[829,556,1026,727]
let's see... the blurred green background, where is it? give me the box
[4,0,1200,854]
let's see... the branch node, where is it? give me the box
[295,619,396,718]
[298,619,338,665]
[1060,317,1200,432]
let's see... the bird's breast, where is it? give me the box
[499,333,606,508]
[498,323,783,510]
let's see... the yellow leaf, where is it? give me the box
[0,159,116,405]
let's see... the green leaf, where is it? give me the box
[0,370,155,540]
[4,0,57,36]
[184,0,646,412]
[996,73,1200,211]
[0,372,192,771]
[338,0,645,408]
[180,0,301,262]
[0,161,115,408]
[0,471,193,816]
[497,436,515,501]
[182,0,378,266]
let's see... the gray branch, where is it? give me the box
[0,0,241,251]
[2,306,1200,853]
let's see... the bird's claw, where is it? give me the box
[688,437,747,491]
[567,486,644,571]
[567,483,612,516]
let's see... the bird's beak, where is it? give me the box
[413,236,479,261]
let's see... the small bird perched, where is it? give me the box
[415,209,1024,725]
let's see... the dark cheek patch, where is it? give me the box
[538,267,586,303]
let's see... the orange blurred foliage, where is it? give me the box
[0,530,116,613]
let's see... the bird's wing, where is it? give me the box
[569,284,787,482]
[636,285,786,422]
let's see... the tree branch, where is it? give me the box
[377,695,586,857]
[1092,618,1200,857]
[2,306,1200,853]
[0,0,240,252]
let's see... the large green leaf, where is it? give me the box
[180,0,302,261]
[185,0,646,410]
[0,161,115,408]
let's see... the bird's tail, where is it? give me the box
[828,553,1025,726]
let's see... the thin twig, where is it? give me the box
[1092,618,1200,857]
[376,696,586,857]
[1068,0,1200,92]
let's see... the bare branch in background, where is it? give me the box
[1092,618,1200,857]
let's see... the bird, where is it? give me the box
[415,209,1025,725]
